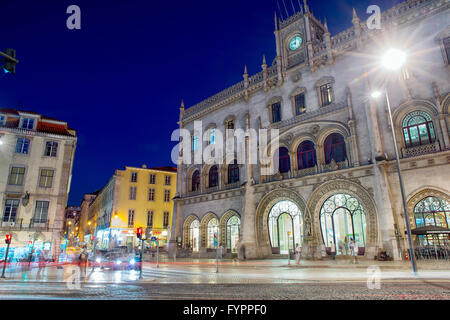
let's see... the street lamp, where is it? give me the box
[372,48,417,275]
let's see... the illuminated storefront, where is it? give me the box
[226,216,240,253]
[189,220,200,251]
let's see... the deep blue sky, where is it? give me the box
[1,0,400,205]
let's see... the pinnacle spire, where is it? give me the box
[180,99,185,109]
[244,65,248,74]
[324,18,328,32]
[303,0,309,13]
[262,55,267,65]
[353,8,359,20]
[274,11,278,30]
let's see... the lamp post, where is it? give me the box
[371,48,418,274]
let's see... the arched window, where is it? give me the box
[319,194,366,256]
[402,111,436,148]
[226,215,240,253]
[324,133,347,164]
[267,200,303,254]
[278,147,291,173]
[189,220,200,252]
[191,170,200,191]
[209,166,219,188]
[414,196,450,246]
[297,141,317,170]
[207,218,219,248]
[227,160,240,184]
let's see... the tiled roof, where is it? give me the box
[149,166,177,173]
[0,107,76,137]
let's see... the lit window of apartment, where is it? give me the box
[39,169,54,188]
[164,190,171,202]
[148,188,155,201]
[15,137,30,154]
[8,166,25,185]
[164,176,171,186]
[45,141,58,157]
[149,174,156,184]
[3,199,19,222]
[163,212,170,228]
[129,186,137,200]
[33,201,49,223]
[147,210,154,228]
[21,118,34,130]
[128,209,135,228]
[131,172,138,183]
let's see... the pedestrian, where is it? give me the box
[352,240,359,264]
[330,241,336,260]
[219,243,224,259]
[79,246,88,279]
[295,243,302,265]
[343,236,348,255]
[36,249,46,280]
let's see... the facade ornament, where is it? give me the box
[21,191,30,207]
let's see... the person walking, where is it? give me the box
[295,243,302,265]
[79,246,88,279]
[36,249,46,280]
[330,241,336,260]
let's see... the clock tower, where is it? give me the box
[274,0,327,80]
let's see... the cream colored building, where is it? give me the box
[0,108,77,261]
[170,0,450,260]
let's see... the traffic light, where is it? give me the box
[136,227,143,239]
[5,234,11,245]
[2,49,17,74]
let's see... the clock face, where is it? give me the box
[289,36,302,51]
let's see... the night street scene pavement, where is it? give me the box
[1,0,450,310]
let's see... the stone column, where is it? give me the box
[439,115,450,148]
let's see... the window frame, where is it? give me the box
[129,186,137,200]
[21,118,35,130]
[148,188,155,201]
[8,166,26,186]
[297,141,317,170]
[324,133,347,164]
[33,200,50,223]
[128,209,135,228]
[208,165,219,188]
[147,210,154,228]
[3,199,19,223]
[15,137,30,155]
[163,211,170,228]
[39,168,55,188]
[149,174,156,184]
[402,112,436,148]
[44,141,59,157]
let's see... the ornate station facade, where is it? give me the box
[169,0,450,260]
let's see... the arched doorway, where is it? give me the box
[207,218,219,248]
[189,220,200,252]
[268,200,303,254]
[319,194,367,255]
[226,216,240,253]
[414,196,450,246]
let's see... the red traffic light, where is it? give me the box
[5,234,12,244]
[136,227,143,239]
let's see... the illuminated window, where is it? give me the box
[320,84,333,107]
[320,194,366,255]
[189,220,200,252]
[226,215,240,253]
[8,166,25,185]
[128,209,135,228]
[402,111,436,148]
[39,169,54,188]
[268,201,303,254]
[207,218,219,248]
[192,135,199,152]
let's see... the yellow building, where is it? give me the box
[85,165,177,251]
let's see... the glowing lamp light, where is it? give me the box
[381,49,407,71]
[3,67,10,74]
[371,91,383,99]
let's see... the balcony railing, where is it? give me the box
[29,219,50,230]
[0,218,24,230]
[402,141,441,158]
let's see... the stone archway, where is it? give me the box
[199,212,219,249]
[182,214,199,249]
[255,188,307,258]
[219,210,240,251]
[307,179,378,257]
[406,188,450,229]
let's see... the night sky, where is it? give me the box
[1,0,401,205]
